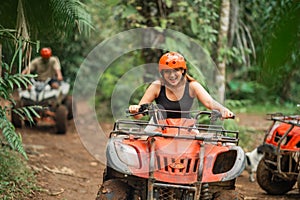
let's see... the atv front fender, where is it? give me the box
[202,145,245,182]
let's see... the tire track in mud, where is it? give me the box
[20,118,106,199]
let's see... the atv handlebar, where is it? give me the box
[126,103,150,116]
[127,103,235,120]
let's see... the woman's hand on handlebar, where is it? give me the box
[128,105,141,114]
[221,108,235,119]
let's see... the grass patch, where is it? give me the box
[227,100,298,115]
[238,126,265,151]
[242,103,297,115]
[223,118,266,151]
[0,147,37,200]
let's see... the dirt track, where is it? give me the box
[19,113,300,200]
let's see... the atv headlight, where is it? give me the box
[114,141,140,168]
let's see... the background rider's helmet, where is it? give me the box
[40,47,52,59]
[158,52,187,72]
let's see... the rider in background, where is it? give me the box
[22,47,63,89]
[129,51,234,119]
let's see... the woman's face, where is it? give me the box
[162,68,184,86]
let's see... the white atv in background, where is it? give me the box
[12,78,74,134]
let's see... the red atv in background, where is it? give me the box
[96,104,245,200]
[257,112,300,195]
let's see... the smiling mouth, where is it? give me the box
[168,78,178,83]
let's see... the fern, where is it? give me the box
[12,105,41,122]
[0,67,38,159]
[0,117,27,159]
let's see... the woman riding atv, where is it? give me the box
[129,51,234,119]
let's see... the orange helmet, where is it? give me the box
[40,47,52,59]
[159,52,187,72]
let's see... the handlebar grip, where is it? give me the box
[139,103,150,112]
[229,115,235,119]
[126,103,150,116]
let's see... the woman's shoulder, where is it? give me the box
[188,80,205,95]
[143,80,161,99]
[189,80,202,88]
[149,80,162,93]
[151,80,162,87]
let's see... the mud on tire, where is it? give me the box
[55,105,68,134]
[213,189,244,200]
[63,95,76,120]
[96,179,130,200]
[297,173,300,193]
[256,158,296,195]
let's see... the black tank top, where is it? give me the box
[155,81,194,118]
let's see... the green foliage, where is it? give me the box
[0,0,93,42]
[0,69,40,159]
[236,0,300,103]
[113,0,220,52]
[258,1,300,102]
[0,117,25,158]
[95,51,145,120]
[0,147,37,199]
[0,30,40,158]
[86,0,300,119]
[237,126,265,151]
[0,0,94,91]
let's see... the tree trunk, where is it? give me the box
[216,0,230,104]
[16,0,31,72]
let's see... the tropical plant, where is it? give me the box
[258,0,300,102]
[110,0,256,100]
[89,0,300,118]
[0,147,37,199]
[0,42,39,158]
[0,0,93,69]
[0,0,94,156]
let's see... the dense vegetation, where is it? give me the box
[91,0,300,120]
[0,147,37,199]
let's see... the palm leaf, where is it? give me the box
[0,118,27,159]
[0,62,39,158]
[12,106,41,121]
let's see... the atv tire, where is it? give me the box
[11,101,22,128]
[297,173,300,193]
[256,158,296,195]
[55,105,68,134]
[63,95,75,120]
[96,179,130,200]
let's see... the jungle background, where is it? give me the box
[0,0,299,199]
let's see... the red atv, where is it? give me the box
[257,112,300,195]
[96,104,245,200]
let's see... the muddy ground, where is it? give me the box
[19,111,300,200]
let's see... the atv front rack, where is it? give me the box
[111,119,239,145]
[267,113,300,127]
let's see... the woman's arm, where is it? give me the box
[190,81,234,118]
[129,80,161,119]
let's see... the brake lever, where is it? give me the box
[125,103,150,117]
[211,110,222,122]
